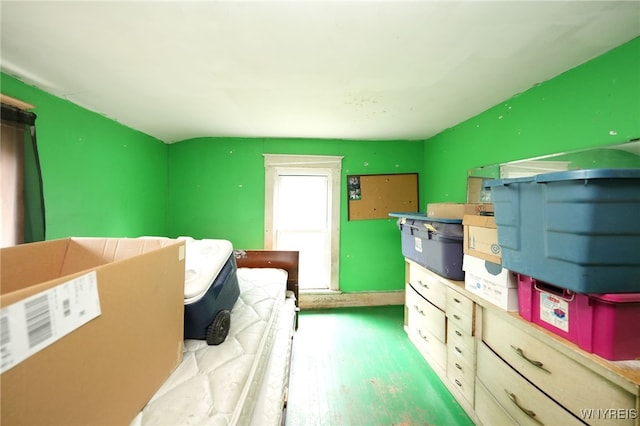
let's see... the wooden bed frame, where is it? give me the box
[234,249,299,308]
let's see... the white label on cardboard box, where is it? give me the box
[539,292,569,333]
[0,271,101,374]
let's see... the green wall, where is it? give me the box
[168,137,424,292]
[0,73,169,239]
[422,37,640,203]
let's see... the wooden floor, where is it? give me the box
[285,305,474,426]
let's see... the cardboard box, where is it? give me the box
[463,214,501,264]
[463,254,518,311]
[426,203,493,220]
[1,237,186,426]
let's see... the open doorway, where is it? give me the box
[264,154,342,291]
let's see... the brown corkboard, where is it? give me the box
[347,173,419,220]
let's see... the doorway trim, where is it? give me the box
[264,154,342,291]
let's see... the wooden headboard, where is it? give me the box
[234,250,299,306]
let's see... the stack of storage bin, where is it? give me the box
[485,168,640,361]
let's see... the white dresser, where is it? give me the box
[404,258,640,425]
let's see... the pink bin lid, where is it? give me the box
[590,293,640,303]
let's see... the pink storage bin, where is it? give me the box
[517,274,640,361]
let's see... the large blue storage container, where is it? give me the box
[390,212,465,281]
[182,238,240,345]
[485,168,640,293]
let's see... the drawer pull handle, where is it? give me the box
[505,390,543,425]
[455,379,462,387]
[418,329,429,343]
[455,346,463,354]
[413,305,425,316]
[453,314,461,320]
[455,330,462,337]
[455,363,462,371]
[418,280,429,289]
[511,345,551,374]
[453,297,461,304]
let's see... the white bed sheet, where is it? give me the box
[132,267,295,426]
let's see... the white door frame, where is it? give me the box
[264,154,342,291]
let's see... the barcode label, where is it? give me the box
[1,315,11,371]
[25,294,53,348]
[0,271,101,374]
[63,299,71,317]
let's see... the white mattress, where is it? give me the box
[132,267,296,426]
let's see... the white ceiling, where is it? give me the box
[1,1,639,144]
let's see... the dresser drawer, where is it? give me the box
[446,287,474,335]
[475,379,517,426]
[407,325,447,370]
[448,355,475,383]
[408,261,447,310]
[447,353,475,391]
[446,360,475,404]
[447,325,476,404]
[483,309,636,426]
[477,342,583,426]
[448,337,475,372]
[406,284,446,343]
[448,322,475,357]
[447,286,474,318]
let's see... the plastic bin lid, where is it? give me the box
[484,168,640,188]
[484,175,535,188]
[590,293,640,303]
[535,168,640,183]
[389,212,462,224]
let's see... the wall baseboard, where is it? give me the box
[299,290,405,310]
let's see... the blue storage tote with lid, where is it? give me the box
[485,168,640,293]
[390,212,465,280]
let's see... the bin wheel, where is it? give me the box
[206,310,231,346]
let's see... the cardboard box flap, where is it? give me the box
[0,239,69,295]
[426,203,494,220]
[462,214,496,228]
[60,237,176,276]
[2,238,181,304]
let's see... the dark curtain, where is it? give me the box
[1,104,46,243]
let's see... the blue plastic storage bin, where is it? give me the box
[390,212,465,280]
[485,168,640,293]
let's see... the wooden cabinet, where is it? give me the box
[404,258,640,426]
